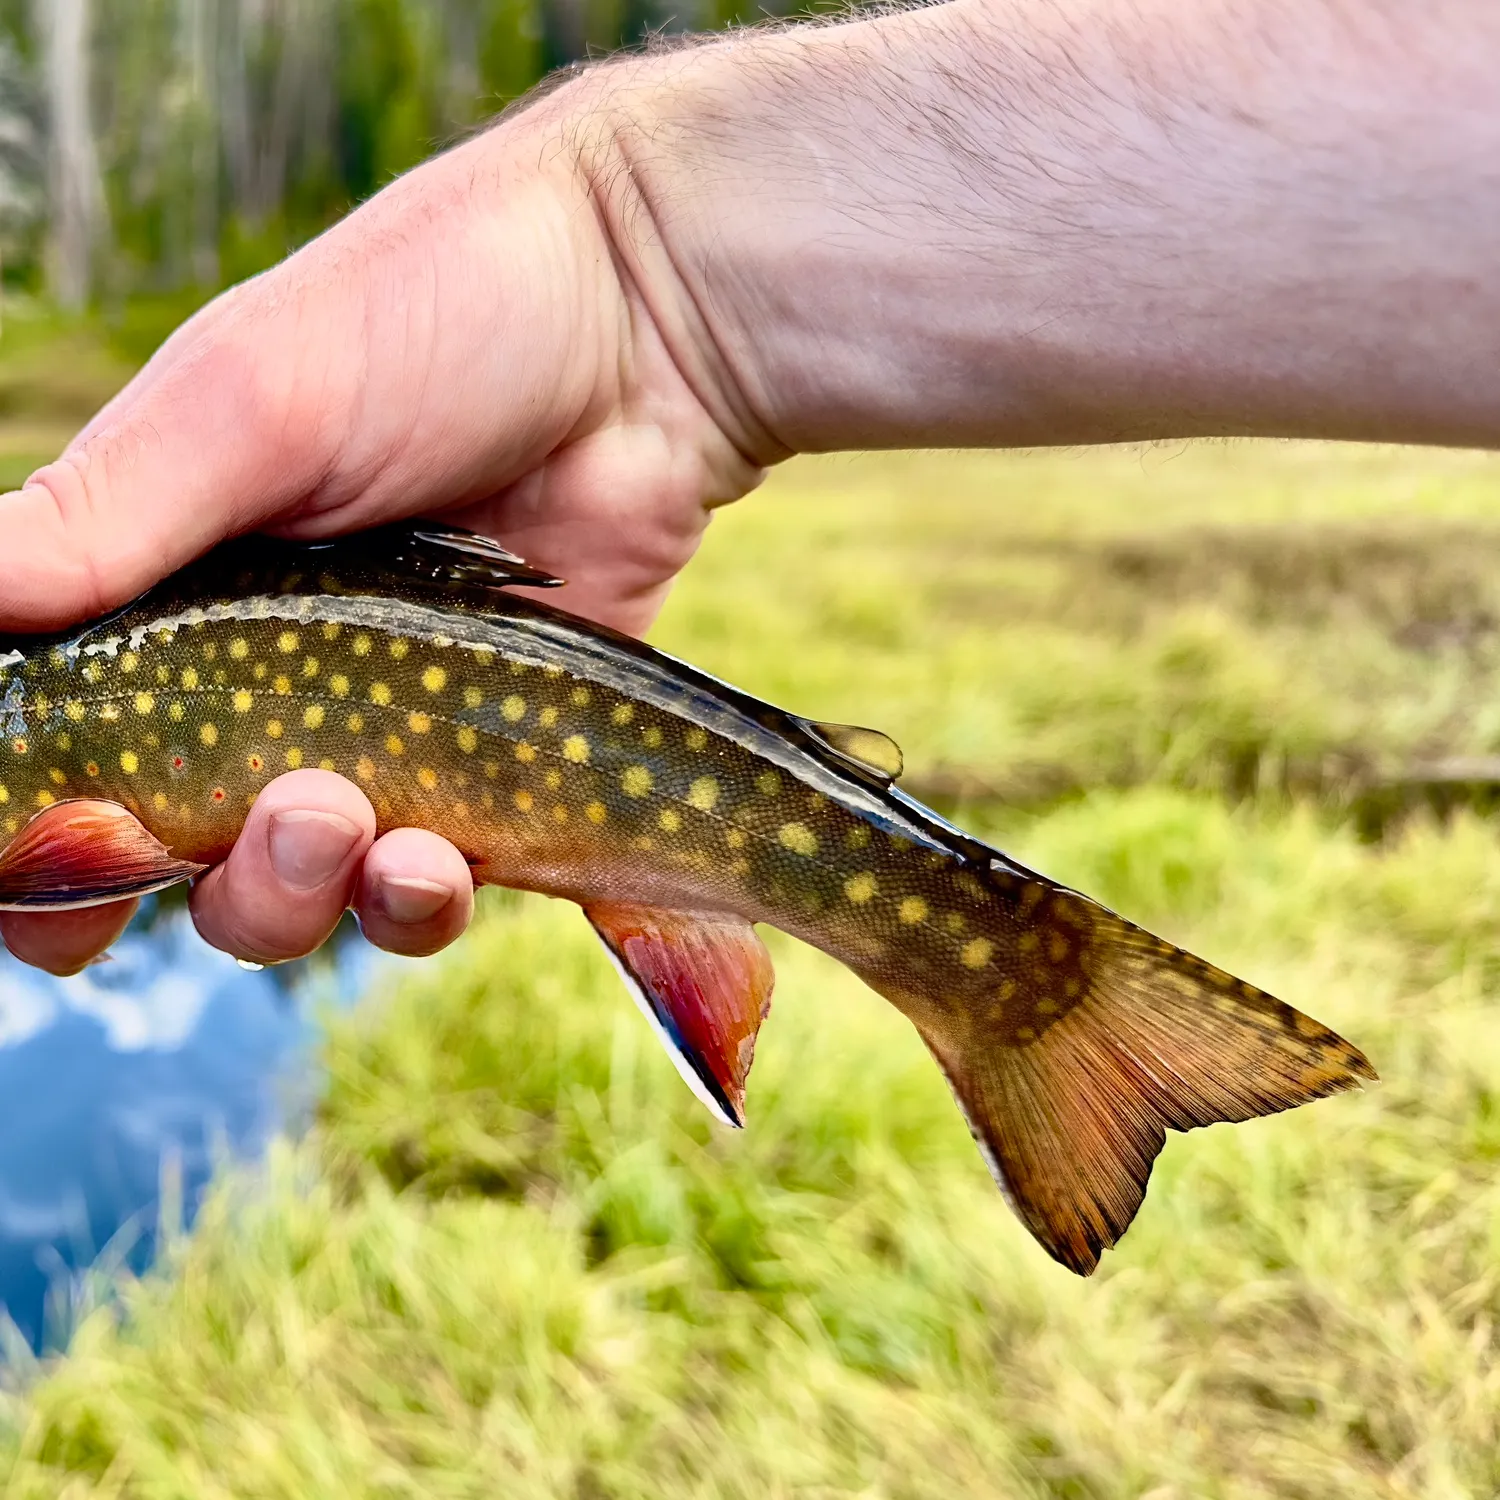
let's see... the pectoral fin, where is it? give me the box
[585,903,775,1127]
[0,800,208,910]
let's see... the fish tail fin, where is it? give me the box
[875,876,1376,1275]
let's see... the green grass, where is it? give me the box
[6,438,1500,1495]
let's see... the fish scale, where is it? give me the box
[0,522,1376,1276]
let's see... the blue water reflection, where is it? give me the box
[0,897,380,1350]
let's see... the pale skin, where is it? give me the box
[2,0,1498,974]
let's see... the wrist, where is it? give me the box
[564,0,1500,455]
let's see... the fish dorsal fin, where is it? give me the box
[585,903,775,1128]
[801,720,904,783]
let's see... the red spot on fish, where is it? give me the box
[211,787,226,803]
[172,756,185,770]
[11,739,25,755]
[248,755,264,772]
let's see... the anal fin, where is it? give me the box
[0,800,208,910]
[585,903,775,1127]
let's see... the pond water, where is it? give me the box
[0,897,386,1351]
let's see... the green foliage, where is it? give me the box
[5,438,1500,1492]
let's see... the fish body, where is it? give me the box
[0,525,1374,1273]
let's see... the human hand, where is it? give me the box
[0,66,765,975]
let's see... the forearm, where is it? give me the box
[570,0,1500,456]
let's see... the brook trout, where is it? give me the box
[0,524,1373,1273]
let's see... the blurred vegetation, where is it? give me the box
[0,0,806,337]
[0,395,1496,1491]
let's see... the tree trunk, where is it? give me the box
[40,0,107,310]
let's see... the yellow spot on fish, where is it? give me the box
[514,790,534,812]
[34,789,54,807]
[514,742,536,763]
[303,657,319,678]
[356,756,376,782]
[370,682,392,706]
[408,711,432,734]
[726,828,747,849]
[502,695,526,722]
[56,734,70,751]
[120,750,139,774]
[84,763,98,778]
[0,786,8,804]
[233,689,253,712]
[319,758,335,772]
[463,687,482,709]
[352,633,371,656]
[422,665,447,693]
[456,726,478,754]
[611,704,634,726]
[730,856,750,876]
[181,667,199,690]
[659,808,681,833]
[267,719,284,739]
[778,822,818,857]
[329,674,350,698]
[538,706,559,728]
[134,692,155,714]
[961,938,994,969]
[202,642,217,661]
[200,723,219,747]
[385,734,403,757]
[278,631,298,653]
[100,704,121,722]
[48,767,65,785]
[229,638,249,660]
[303,706,325,731]
[322,622,341,641]
[253,663,267,680]
[545,768,563,791]
[82,663,101,684]
[153,792,169,811]
[552,804,569,823]
[641,726,663,748]
[570,687,590,707]
[685,727,708,751]
[155,666,170,685]
[389,639,409,660]
[168,701,185,722]
[285,747,304,769]
[945,912,966,934]
[64,701,84,722]
[844,873,877,904]
[621,765,653,798]
[543,663,563,678]
[756,772,780,797]
[686,777,719,812]
[121,651,139,673]
[1048,933,1069,962]
[561,734,589,764]
[585,801,607,824]
[1018,932,1039,954]
[899,896,928,925]
[417,767,438,791]
[273,675,291,695]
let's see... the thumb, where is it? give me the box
[0,278,350,631]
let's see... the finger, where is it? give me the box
[0,899,140,977]
[353,827,474,958]
[190,770,374,964]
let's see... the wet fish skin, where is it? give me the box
[0,524,1376,1274]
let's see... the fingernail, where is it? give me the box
[376,875,453,924]
[267,810,363,890]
